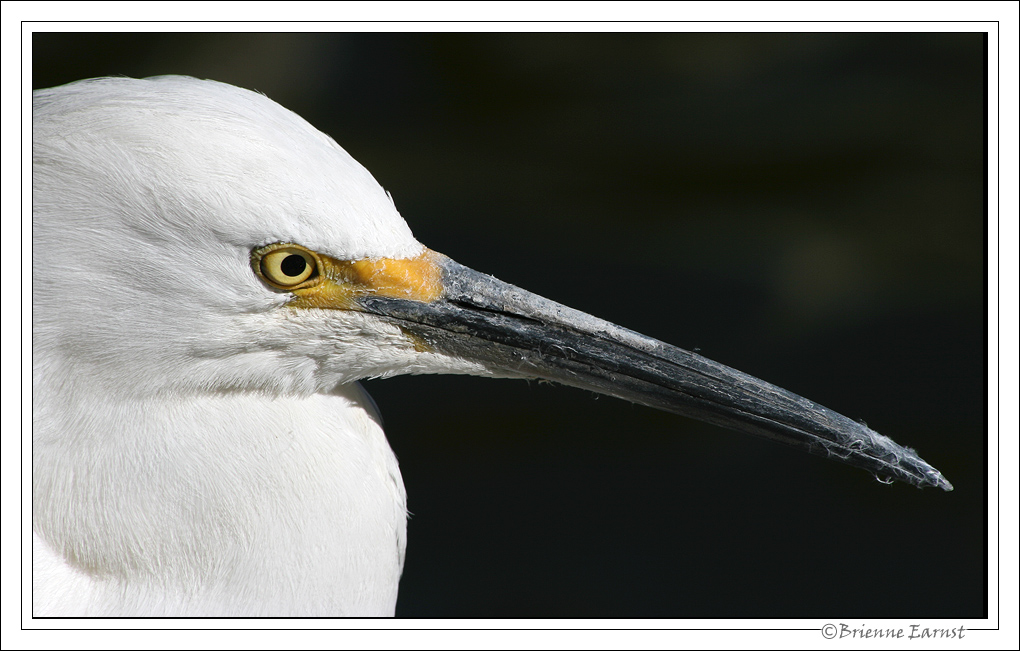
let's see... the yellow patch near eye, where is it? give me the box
[289,249,444,309]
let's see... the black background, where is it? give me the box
[33,32,987,619]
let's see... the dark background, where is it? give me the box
[33,32,987,619]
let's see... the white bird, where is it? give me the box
[32,76,951,617]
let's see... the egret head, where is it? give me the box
[33,76,951,494]
[33,76,485,400]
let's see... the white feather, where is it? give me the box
[32,76,476,616]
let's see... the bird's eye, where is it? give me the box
[253,244,320,289]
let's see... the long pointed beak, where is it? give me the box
[358,253,952,491]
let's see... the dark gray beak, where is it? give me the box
[360,254,952,491]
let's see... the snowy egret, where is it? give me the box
[32,76,951,617]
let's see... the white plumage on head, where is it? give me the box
[34,76,422,615]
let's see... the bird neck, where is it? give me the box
[33,381,407,616]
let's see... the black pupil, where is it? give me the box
[280,254,307,277]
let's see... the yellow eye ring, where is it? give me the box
[253,243,321,290]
